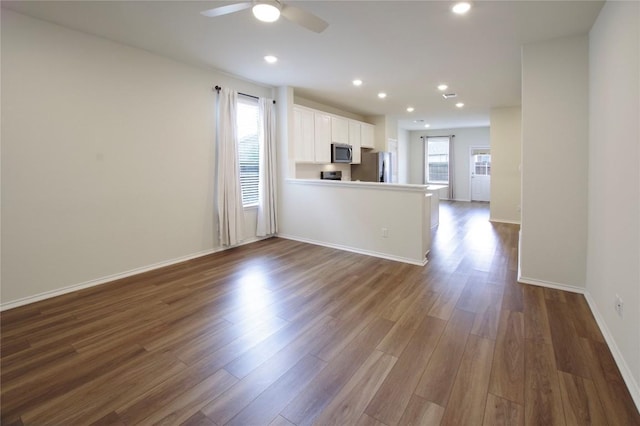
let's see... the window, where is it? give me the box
[425,137,450,183]
[473,154,491,176]
[236,96,260,207]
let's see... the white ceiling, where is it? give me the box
[3,0,603,130]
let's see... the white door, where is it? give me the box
[470,148,491,202]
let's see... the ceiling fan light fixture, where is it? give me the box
[253,3,281,22]
[452,2,471,15]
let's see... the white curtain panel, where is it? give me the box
[216,88,244,246]
[448,135,455,200]
[257,98,278,237]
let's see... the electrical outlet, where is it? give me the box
[615,295,624,317]
[381,228,389,238]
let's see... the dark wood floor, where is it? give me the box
[2,201,639,425]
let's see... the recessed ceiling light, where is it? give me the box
[407,107,415,112]
[253,3,281,22]
[437,84,448,91]
[424,124,431,128]
[264,55,278,64]
[378,92,387,99]
[352,79,363,86]
[452,2,471,15]
[456,102,465,108]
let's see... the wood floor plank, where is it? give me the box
[471,283,504,340]
[397,395,445,426]
[489,310,525,404]
[269,415,297,426]
[281,317,395,426]
[545,298,592,379]
[502,280,524,313]
[579,338,640,425]
[440,335,495,426]
[523,285,552,344]
[524,340,565,426]
[312,350,397,426]
[118,368,237,425]
[557,371,607,426]
[364,315,446,426]
[20,349,187,425]
[483,393,524,426]
[179,411,216,426]
[414,308,476,406]
[226,354,326,426]
[200,314,337,426]
[564,292,604,343]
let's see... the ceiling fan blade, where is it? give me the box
[280,4,328,33]
[200,2,252,18]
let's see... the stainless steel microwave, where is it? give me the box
[331,143,353,163]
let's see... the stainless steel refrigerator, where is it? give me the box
[351,151,393,182]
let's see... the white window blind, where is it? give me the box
[236,96,260,207]
[425,137,450,184]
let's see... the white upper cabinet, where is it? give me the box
[361,123,375,149]
[314,112,331,164]
[349,120,361,164]
[293,106,315,163]
[331,116,349,144]
[292,104,375,165]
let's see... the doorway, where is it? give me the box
[470,147,491,202]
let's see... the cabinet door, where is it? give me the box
[331,116,349,144]
[293,107,315,163]
[349,120,361,164]
[314,113,331,164]
[361,123,375,148]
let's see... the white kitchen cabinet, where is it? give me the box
[331,116,349,144]
[361,123,375,148]
[314,112,331,164]
[293,106,315,163]
[348,120,361,164]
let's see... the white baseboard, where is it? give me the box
[0,237,267,312]
[276,233,428,267]
[516,273,640,412]
[490,218,521,225]
[517,275,587,294]
[583,292,640,410]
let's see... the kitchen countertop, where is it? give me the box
[286,178,432,193]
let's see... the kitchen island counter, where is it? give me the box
[279,179,432,265]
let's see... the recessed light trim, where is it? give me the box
[264,55,278,64]
[352,79,363,86]
[407,107,415,112]
[456,102,465,108]
[253,3,281,22]
[437,84,448,91]
[378,92,387,99]
[424,124,431,128]
[452,2,471,15]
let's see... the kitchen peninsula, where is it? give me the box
[278,179,433,265]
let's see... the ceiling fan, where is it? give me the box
[200,1,329,33]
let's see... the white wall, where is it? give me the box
[588,0,640,397]
[1,11,272,306]
[490,107,522,224]
[279,180,430,265]
[409,127,490,201]
[519,35,589,289]
[397,128,410,184]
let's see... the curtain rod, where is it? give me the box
[420,135,455,139]
[214,86,276,104]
